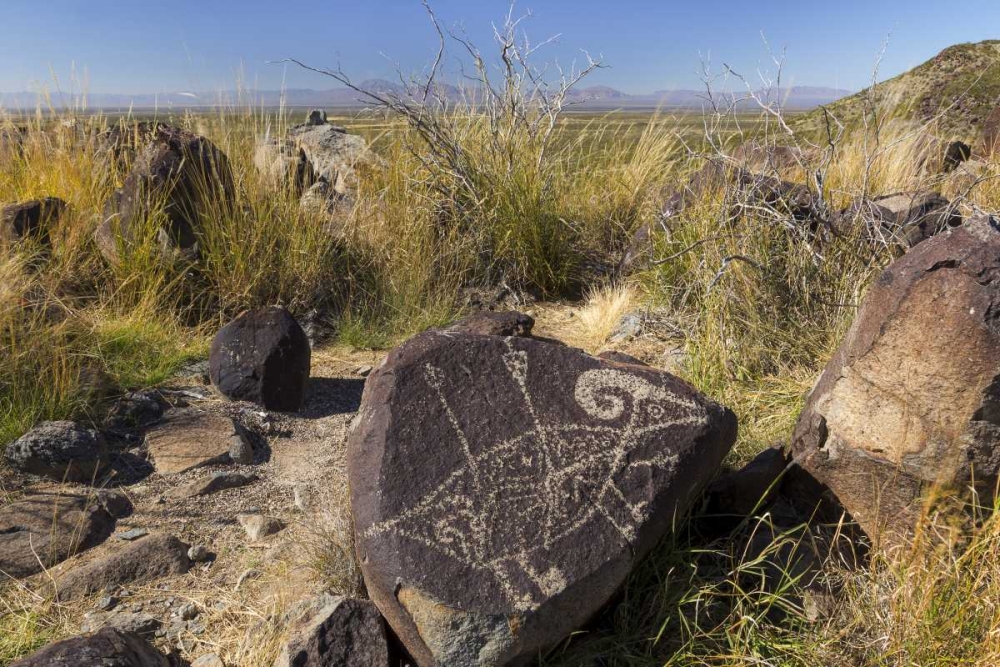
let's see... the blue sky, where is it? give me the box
[2,0,999,94]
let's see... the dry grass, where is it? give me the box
[571,282,640,352]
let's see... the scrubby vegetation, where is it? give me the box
[4,27,1000,666]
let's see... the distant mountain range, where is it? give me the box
[0,80,853,111]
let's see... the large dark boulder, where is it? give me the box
[789,213,1000,542]
[5,421,108,483]
[96,123,233,264]
[210,306,311,412]
[0,493,116,579]
[0,197,67,245]
[349,330,737,666]
[9,627,170,667]
[273,595,390,667]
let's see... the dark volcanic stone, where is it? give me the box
[96,123,233,264]
[448,310,535,337]
[789,214,1000,542]
[9,627,170,667]
[55,533,191,600]
[274,595,390,667]
[0,197,67,245]
[5,421,108,483]
[0,493,116,579]
[209,306,311,412]
[943,140,972,172]
[704,446,788,524]
[349,330,737,666]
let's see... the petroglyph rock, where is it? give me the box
[790,213,1000,542]
[9,627,170,667]
[349,331,737,666]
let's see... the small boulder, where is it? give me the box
[9,627,170,667]
[209,306,311,412]
[447,310,535,337]
[104,390,166,431]
[55,533,191,600]
[349,330,736,665]
[81,611,162,637]
[0,493,116,579]
[273,595,390,667]
[789,213,1000,542]
[0,197,67,246]
[192,653,225,667]
[871,191,961,246]
[144,409,249,475]
[237,514,285,541]
[4,421,108,483]
[943,140,972,172]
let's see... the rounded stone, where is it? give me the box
[4,421,108,483]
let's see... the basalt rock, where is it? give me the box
[349,330,737,666]
[287,115,368,188]
[1,197,67,246]
[209,306,311,412]
[55,533,191,600]
[144,409,249,475]
[5,421,108,483]
[0,493,116,579]
[9,627,170,667]
[96,123,233,264]
[789,213,1000,542]
[943,140,972,172]
[273,595,390,667]
[253,137,314,194]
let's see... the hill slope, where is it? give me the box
[795,40,1000,139]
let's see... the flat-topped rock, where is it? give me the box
[55,533,191,600]
[0,493,116,579]
[349,330,736,666]
[144,409,248,475]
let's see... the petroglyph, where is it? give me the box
[363,339,708,612]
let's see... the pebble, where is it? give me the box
[235,568,261,591]
[179,603,199,621]
[188,544,210,562]
[96,596,118,611]
[191,654,225,667]
[355,365,373,377]
[117,528,149,541]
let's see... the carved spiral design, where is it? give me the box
[574,368,655,420]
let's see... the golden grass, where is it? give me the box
[573,282,640,352]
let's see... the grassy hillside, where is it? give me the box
[795,40,1000,140]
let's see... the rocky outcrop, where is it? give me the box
[144,409,250,475]
[95,123,233,264]
[287,112,368,187]
[55,533,191,600]
[210,306,311,412]
[1,197,67,246]
[273,595,390,667]
[4,421,108,483]
[0,493,116,578]
[349,330,736,666]
[9,627,170,667]
[789,213,1000,541]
